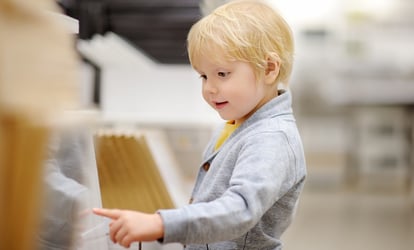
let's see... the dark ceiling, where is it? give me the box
[59,0,202,64]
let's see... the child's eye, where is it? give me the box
[199,74,207,80]
[218,72,229,77]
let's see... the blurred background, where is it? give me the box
[1,0,413,249]
[58,0,414,249]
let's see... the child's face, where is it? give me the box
[195,57,273,125]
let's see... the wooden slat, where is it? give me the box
[0,112,49,250]
[94,132,174,213]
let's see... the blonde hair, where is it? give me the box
[187,0,294,85]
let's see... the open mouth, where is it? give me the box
[214,101,228,109]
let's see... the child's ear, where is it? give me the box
[264,57,280,85]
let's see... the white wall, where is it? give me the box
[101,65,219,125]
[78,33,221,126]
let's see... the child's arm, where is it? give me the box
[92,208,164,248]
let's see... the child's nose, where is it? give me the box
[204,80,218,94]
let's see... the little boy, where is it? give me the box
[94,1,306,249]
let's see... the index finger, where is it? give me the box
[92,208,121,219]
